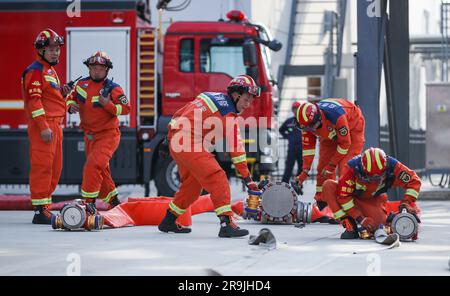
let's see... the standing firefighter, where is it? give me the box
[22,29,71,224]
[322,147,421,239]
[158,75,261,237]
[67,51,129,211]
[295,99,365,210]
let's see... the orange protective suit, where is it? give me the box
[66,77,130,202]
[21,56,65,206]
[167,92,251,217]
[322,155,421,227]
[301,99,365,201]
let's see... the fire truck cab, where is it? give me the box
[0,0,280,196]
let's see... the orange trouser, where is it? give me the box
[322,180,388,227]
[28,117,63,206]
[168,146,233,217]
[81,128,120,202]
[315,128,365,201]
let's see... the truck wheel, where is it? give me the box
[155,156,180,197]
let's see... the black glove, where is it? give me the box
[100,78,114,98]
[290,181,303,195]
[159,137,170,158]
[258,178,270,190]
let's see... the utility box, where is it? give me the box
[426,83,450,173]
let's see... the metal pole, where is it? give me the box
[356,0,386,149]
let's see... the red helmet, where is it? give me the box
[296,102,321,128]
[292,101,301,110]
[83,51,113,69]
[34,29,64,49]
[227,75,260,97]
[361,147,387,177]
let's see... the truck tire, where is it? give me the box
[155,156,180,197]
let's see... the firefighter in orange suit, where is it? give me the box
[295,99,365,211]
[322,147,421,239]
[67,51,130,211]
[22,29,71,224]
[158,75,262,237]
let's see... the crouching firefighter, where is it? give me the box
[294,99,365,216]
[158,75,262,238]
[67,51,130,212]
[322,147,421,239]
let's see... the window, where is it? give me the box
[179,39,194,72]
[200,38,246,78]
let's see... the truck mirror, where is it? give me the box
[243,39,258,67]
[253,37,283,52]
[267,39,282,52]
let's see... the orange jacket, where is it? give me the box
[301,99,365,171]
[21,56,66,130]
[335,156,421,219]
[168,92,250,179]
[66,77,130,133]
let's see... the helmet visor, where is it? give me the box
[300,117,321,132]
[87,56,109,67]
[360,172,385,183]
[49,36,64,46]
[301,123,317,132]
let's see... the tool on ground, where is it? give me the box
[51,200,104,231]
[388,209,420,241]
[242,181,312,224]
[375,225,400,245]
[248,228,277,248]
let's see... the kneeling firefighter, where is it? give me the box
[322,147,421,240]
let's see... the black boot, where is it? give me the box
[218,215,249,238]
[158,209,191,233]
[32,205,54,225]
[109,195,121,208]
[340,216,360,239]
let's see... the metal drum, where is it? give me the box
[51,201,104,231]
[260,182,298,223]
[391,212,419,241]
[296,200,313,224]
[61,203,87,229]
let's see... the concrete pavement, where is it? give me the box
[0,197,449,275]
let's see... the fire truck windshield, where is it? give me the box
[200,38,246,78]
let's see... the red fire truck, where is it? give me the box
[0,0,280,196]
